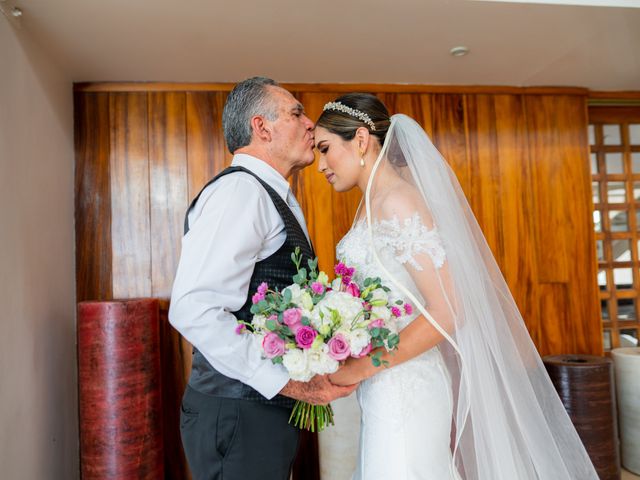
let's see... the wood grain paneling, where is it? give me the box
[149,92,188,298]
[185,92,231,202]
[74,92,112,301]
[526,95,601,354]
[110,92,152,298]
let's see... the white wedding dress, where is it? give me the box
[336,214,462,480]
[319,114,598,480]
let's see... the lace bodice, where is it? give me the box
[336,212,446,330]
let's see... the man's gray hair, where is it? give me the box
[222,77,280,153]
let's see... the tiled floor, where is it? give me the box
[623,468,640,480]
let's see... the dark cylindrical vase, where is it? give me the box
[78,299,164,480]
[543,355,620,480]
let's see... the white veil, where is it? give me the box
[364,114,598,479]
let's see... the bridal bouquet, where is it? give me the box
[236,247,408,432]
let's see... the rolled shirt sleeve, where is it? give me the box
[169,173,290,399]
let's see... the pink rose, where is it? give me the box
[257,282,269,295]
[327,334,351,361]
[252,292,265,304]
[368,318,385,330]
[262,332,285,358]
[311,282,325,295]
[404,303,413,315]
[345,283,361,298]
[391,306,402,318]
[235,324,246,335]
[283,308,302,333]
[352,342,372,358]
[295,326,317,349]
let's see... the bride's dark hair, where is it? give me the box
[315,93,391,147]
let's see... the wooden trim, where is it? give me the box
[589,106,640,123]
[590,91,640,101]
[73,82,590,95]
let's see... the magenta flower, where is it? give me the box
[262,332,286,358]
[327,334,351,361]
[235,324,246,335]
[295,326,317,349]
[311,282,325,295]
[257,282,269,295]
[342,276,352,286]
[404,303,413,315]
[368,318,385,330]
[353,342,372,358]
[391,306,402,318]
[345,282,361,298]
[252,292,265,304]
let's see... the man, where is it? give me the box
[169,77,356,480]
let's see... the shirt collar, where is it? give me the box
[231,154,291,202]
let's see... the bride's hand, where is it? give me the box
[329,357,372,386]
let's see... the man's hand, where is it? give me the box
[280,374,358,405]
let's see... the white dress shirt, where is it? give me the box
[169,154,310,399]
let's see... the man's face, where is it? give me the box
[266,87,315,174]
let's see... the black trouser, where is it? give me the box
[180,386,300,480]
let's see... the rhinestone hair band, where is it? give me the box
[322,101,377,131]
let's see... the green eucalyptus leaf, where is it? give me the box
[266,319,278,331]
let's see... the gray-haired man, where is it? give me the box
[169,77,356,479]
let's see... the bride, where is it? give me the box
[314,94,598,480]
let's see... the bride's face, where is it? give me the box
[314,126,362,192]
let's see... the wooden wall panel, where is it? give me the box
[185,92,231,202]
[431,94,472,198]
[109,92,152,298]
[149,92,188,298]
[74,92,112,301]
[493,95,541,343]
[525,95,601,354]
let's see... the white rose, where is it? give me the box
[308,346,339,375]
[284,283,303,306]
[370,288,389,304]
[251,314,267,330]
[331,278,342,291]
[282,349,313,382]
[371,306,391,322]
[342,328,371,355]
[300,291,314,311]
[316,291,363,328]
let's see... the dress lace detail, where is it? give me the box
[374,212,446,271]
[336,212,446,278]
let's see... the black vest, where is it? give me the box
[183,166,315,408]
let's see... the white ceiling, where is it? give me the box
[8,0,640,90]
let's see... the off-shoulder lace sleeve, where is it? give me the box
[375,212,446,271]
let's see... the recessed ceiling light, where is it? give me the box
[450,46,470,57]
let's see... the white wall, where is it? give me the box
[0,16,77,479]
